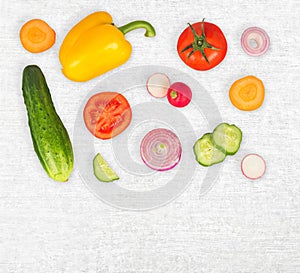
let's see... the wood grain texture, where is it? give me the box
[1,0,300,272]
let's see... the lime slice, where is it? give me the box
[93,153,119,182]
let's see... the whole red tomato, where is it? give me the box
[177,19,227,70]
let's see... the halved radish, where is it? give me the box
[167,82,192,108]
[146,73,170,98]
[241,154,266,180]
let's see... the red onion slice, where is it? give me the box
[241,27,270,56]
[140,128,182,171]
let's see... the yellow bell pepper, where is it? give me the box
[59,11,156,82]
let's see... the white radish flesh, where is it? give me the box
[146,73,170,98]
[241,154,266,180]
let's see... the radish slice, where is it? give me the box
[241,154,266,180]
[140,128,182,171]
[146,73,170,98]
[241,27,270,56]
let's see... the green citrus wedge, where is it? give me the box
[93,153,119,182]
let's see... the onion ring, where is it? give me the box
[241,27,270,56]
[140,128,182,171]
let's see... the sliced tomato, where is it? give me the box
[83,92,132,139]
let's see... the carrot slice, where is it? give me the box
[20,19,56,53]
[229,75,265,111]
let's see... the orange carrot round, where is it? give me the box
[229,75,265,111]
[20,19,56,53]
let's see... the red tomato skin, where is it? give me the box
[177,21,227,71]
[83,92,132,140]
[167,82,192,108]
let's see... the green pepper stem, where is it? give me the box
[118,20,156,37]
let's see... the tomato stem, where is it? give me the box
[197,40,203,47]
[181,19,221,63]
[188,23,198,37]
[188,49,195,58]
[201,18,206,37]
[180,44,193,53]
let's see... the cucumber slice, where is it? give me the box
[212,123,242,155]
[193,133,226,167]
[93,153,119,182]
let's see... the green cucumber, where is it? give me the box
[22,65,74,182]
[212,123,242,155]
[93,153,119,182]
[193,133,226,167]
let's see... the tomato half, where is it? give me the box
[177,19,227,70]
[83,92,132,140]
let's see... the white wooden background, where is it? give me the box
[1,0,300,272]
